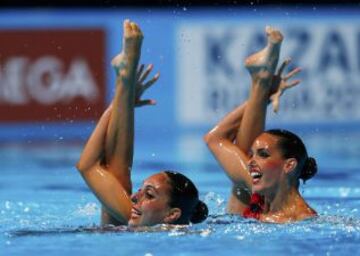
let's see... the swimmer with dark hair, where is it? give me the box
[204,27,317,223]
[76,20,208,227]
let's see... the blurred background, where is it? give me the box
[0,1,359,167]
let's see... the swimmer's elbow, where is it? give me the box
[76,159,90,173]
[203,132,215,146]
[76,154,101,173]
[204,132,220,151]
[75,161,84,173]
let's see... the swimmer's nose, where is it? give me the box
[247,158,256,168]
[131,189,141,204]
[131,192,138,203]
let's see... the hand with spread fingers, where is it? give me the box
[270,58,302,113]
[135,64,160,107]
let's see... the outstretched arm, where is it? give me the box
[204,80,268,212]
[204,102,251,188]
[77,104,112,173]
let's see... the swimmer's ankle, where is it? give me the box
[244,26,283,78]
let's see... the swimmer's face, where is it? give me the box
[129,172,176,227]
[248,133,287,195]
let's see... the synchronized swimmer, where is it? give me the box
[76,20,317,227]
[76,20,208,227]
[205,27,317,223]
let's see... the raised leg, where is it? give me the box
[105,19,143,193]
[236,26,284,152]
[245,26,283,79]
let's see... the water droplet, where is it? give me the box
[200,229,211,237]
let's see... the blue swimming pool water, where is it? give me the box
[1,130,360,256]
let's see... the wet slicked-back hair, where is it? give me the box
[265,129,317,184]
[164,171,208,224]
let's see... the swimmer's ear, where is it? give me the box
[283,158,297,175]
[164,208,181,224]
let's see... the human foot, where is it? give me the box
[111,19,143,77]
[245,26,283,80]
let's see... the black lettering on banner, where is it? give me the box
[324,85,355,117]
[245,31,266,59]
[207,85,231,113]
[206,82,248,115]
[205,31,236,113]
[207,87,220,112]
[202,26,360,122]
[205,32,234,77]
[319,30,350,73]
[287,28,310,78]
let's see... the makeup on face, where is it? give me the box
[248,133,285,193]
[129,173,172,226]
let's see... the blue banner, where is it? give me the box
[0,8,359,141]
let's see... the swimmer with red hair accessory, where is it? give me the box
[204,27,317,223]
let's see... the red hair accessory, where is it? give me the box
[243,193,264,220]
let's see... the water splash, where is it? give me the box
[203,192,226,215]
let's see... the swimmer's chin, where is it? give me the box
[128,220,140,227]
[252,186,266,196]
